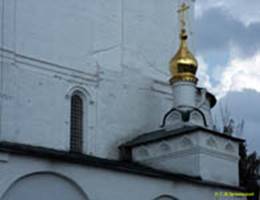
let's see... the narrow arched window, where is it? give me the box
[70,94,83,153]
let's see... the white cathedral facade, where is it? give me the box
[0,0,259,199]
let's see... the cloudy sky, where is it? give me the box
[194,0,260,153]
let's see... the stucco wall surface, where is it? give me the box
[0,153,246,200]
[0,0,198,159]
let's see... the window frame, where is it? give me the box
[70,93,84,153]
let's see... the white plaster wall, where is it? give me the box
[1,0,195,76]
[15,0,121,74]
[0,0,198,159]
[132,130,240,186]
[172,81,197,108]
[195,89,215,128]
[0,55,98,153]
[122,0,178,80]
[200,102,214,128]
[200,153,239,186]
[0,51,173,158]
[144,153,200,176]
[2,173,88,200]
[0,153,246,200]
[198,131,239,156]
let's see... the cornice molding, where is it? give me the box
[135,146,239,162]
[0,48,100,85]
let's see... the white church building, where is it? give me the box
[0,0,259,199]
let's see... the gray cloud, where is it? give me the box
[195,0,260,25]
[213,89,260,153]
[195,8,260,57]
[193,2,260,153]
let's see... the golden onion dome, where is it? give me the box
[169,28,198,84]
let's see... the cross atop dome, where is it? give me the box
[177,3,190,31]
[169,2,198,84]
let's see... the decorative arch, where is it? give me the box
[153,194,178,200]
[190,110,204,126]
[138,147,150,157]
[181,137,193,148]
[225,142,235,152]
[66,86,92,102]
[161,107,208,128]
[1,172,89,200]
[159,142,171,152]
[206,136,218,148]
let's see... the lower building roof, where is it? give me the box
[121,125,245,148]
[0,141,245,191]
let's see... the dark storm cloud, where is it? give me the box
[195,8,260,57]
[213,90,260,153]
